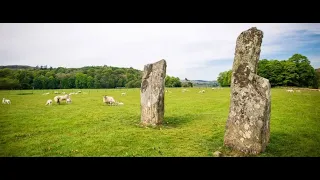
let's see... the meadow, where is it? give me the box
[0,87,320,157]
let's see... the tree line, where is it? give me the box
[0,65,188,90]
[217,54,320,88]
[0,66,143,90]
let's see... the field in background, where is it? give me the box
[0,88,320,157]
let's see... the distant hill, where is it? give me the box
[0,65,35,69]
[316,68,320,73]
[181,79,219,87]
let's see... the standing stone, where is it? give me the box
[224,27,271,155]
[140,59,167,126]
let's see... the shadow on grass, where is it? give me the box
[202,130,320,157]
[162,114,197,128]
[261,131,320,157]
[209,131,320,157]
[134,114,197,130]
[17,92,34,95]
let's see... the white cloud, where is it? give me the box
[0,23,320,80]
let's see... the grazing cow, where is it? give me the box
[286,89,294,93]
[121,92,126,96]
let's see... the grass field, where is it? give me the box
[0,87,320,157]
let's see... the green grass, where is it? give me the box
[0,88,319,157]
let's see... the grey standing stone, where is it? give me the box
[140,59,167,126]
[224,27,271,155]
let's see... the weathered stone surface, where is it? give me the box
[224,27,271,155]
[140,59,167,126]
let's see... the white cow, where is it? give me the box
[121,92,126,96]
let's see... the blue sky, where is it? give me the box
[0,23,319,80]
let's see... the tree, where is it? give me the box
[0,68,12,78]
[165,76,182,87]
[47,76,56,89]
[0,78,20,89]
[125,80,135,88]
[33,76,43,89]
[182,81,193,87]
[55,73,68,89]
[313,69,320,89]
[0,64,177,90]
[261,60,284,87]
[134,80,141,88]
[75,73,88,89]
[94,75,101,88]
[288,54,315,87]
[87,76,94,89]
[217,70,232,87]
[288,54,310,64]
[68,75,76,89]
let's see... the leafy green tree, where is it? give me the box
[0,78,20,89]
[75,73,88,89]
[182,81,193,87]
[33,76,43,89]
[217,70,232,87]
[288,54,315,87]
[125,80,135,88]
[68,75,76,89]
[94,75,101,88]
[87,76,94,89]
[165,76,182,87]
[47,76,56,89]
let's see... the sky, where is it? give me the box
[1,23,320,81]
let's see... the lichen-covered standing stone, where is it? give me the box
[140,59,167,126]
[224,27,271,154]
